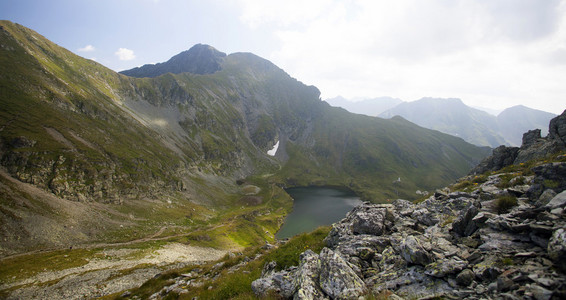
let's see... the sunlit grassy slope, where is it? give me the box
[0,20,489,255]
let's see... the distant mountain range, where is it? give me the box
[326,97,557,147]
[324,96,403,116]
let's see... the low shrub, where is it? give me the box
[495,195,518,214]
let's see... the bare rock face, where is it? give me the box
[549,110,566,147]
[528,163,566,200]
[472,110,566,174]
[293,250,326,300]
[399,235,432,266]
[451,204,479,237]
[318,248,367,299]
[548,229,566,272]
[523,129,543,147]
[251,262,296,298]
[470,145,519,174]
[350,204,388,236]
[120,44,226,78]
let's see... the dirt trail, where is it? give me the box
[0,225,169,262]
[1,242,228,300]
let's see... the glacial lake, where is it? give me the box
[275,186,363,239]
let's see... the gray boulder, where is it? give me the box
[545,190,566,210]
[350,203,393,236]
[548,228,566,272]
[251,263,297,298]
[294,250,327,300]
[536,189,558,207]
[424,257,468,278]
[318,248,367,299]
[456,269,475,286]
[399,235,432,266]
[333,235,389,260]
[452,204,479,237]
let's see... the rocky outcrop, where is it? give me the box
[471,109,566,174]
[253,160,566,299]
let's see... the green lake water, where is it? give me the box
[275,186,363,239]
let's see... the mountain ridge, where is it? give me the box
[120,43,227,77]
[379,97,506,147]
[324,96,403,116]
[0,20,489,257]
[327,97,557,148]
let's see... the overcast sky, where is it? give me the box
[1,0,565,114]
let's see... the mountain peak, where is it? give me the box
[120,43,226,78]
[417,97,465,106]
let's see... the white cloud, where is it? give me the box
[78,45,95,52]
[115,48,136,61]
[235,0,566,114]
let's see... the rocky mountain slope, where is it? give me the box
[0,20,489,256]
[377,98,556,147]
[249,110,566,299]
[471,109,566,175]
[0,21,489,201]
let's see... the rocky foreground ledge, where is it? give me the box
[252,161,566,299]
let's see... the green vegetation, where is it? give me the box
[111,226,330,300]
[499,257,514,266]
[543,179,559,189]
[0,248,95,284]
[495,195,518,214]
[496,173,525,188]
[450,151,566,195]
[0,20,490,209]
[0,20,503,299]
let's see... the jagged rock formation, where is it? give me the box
[498,105,558,146]
[472,110,566,175]
[252,161,566,299]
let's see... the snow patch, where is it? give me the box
[267,140,279,156]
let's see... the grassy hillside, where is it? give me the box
[1,20,489,256]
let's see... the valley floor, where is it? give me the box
[0,170,292,299]
[1,242,227,299]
